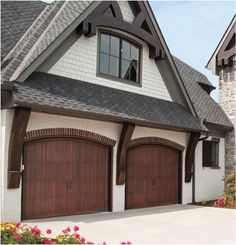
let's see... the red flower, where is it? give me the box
[80,237,85,243]
[74,233,80,239]
[44,239,51,244]
[15,222,21,228]
[14,235,21,241]
[46,229,52,234]
[127,242,132,245]
[74,225,79,232]
[31,227,41,235]
[9,229,15,235]
[120,242,127,245]
[63,227,71,233]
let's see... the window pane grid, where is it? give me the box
[99,32,140,83]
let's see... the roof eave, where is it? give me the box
[13,101,207,134]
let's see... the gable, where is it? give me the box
[38,29,172,101]
[2,0,197,117]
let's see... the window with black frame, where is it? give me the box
[202,139,220,168]
[99,32,140,84]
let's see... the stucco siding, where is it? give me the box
[195,137,225,202]
[46,29,172,101]
[1,109,22,222]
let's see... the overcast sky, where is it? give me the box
[43,0,235,101]
[149,1,235,101]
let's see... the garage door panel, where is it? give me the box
[126,144,180,209]
[23,138,110,219]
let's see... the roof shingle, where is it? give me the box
[12,72,205,132]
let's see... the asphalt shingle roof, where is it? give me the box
[174,57,233,128]
[1,1,93,81]
[12,72,205,132]
[1,1,47,60]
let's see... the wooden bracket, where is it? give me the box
[185,132,200,182]
[217,23,235,67]
[8,107,31,188]
[77,1,164,60]
[116,122,135,185]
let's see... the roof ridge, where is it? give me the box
[1,1,65,81]
[1,1,49,65]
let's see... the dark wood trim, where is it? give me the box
[178,152,182,204]
[185,132,200,182]
[97,30,142,85]
[128,137,185,151]
[25,128,116,147]
[116,123,135,185]
[8,107,31,188]
[217,23,235,67]
[77,1,164,61]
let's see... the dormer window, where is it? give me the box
[98,32,141,84]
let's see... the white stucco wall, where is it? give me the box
[1,110,226,221]
[195,137,225,202]
[1,109,22,221]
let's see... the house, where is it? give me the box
[1,1,233,221]
[206,15,236,174]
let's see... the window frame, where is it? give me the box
[202,138,220,169]
[97,30,142,87]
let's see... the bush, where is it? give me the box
[223,170,236,199]
[215,170,236,209]
[0,223,132,244]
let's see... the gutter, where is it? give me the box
[192,132,209,203]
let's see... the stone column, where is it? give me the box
[219,56,236,173]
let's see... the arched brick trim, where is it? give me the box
[128,137,185,151]
[24,128,116,147]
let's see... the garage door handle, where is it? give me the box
[152,178,157,186]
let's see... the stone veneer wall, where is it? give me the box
[219,55,236,173]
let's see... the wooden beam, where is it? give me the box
[185,132,200,183]
[8,107,31,188]
[116,122,135,185]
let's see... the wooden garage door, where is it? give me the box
[126,145,180,209]
[22,138,110,219]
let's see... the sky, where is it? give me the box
[43,0,235,101]
[149,1,235,101]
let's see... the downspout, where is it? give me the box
[192,133,209,203]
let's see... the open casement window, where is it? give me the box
[99,32,140,84]
[202,139,220,168]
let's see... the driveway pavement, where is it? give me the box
[25,204,236,244]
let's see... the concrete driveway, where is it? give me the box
[25,204,236,244]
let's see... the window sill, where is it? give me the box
[203,166,221,169]
[96,73,142,88]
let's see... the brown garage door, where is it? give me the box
[126,145,180,209]
[22,138,110,219]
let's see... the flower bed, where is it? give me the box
[0,223,132,244]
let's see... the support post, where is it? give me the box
[185,132,200,183]
[116,122,135,185]
[8,107,31,188]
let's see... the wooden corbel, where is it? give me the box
[185,132,200,182]
[8,107,31,188]
[116,122,135,185]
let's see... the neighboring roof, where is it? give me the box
[1,1,94,82]
[11,72,205,133]
[1,1,48,61]
[174,57,233,129]
[206,15,236,75]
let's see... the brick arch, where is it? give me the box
[24,128,116,147]
[128,137,185,151]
